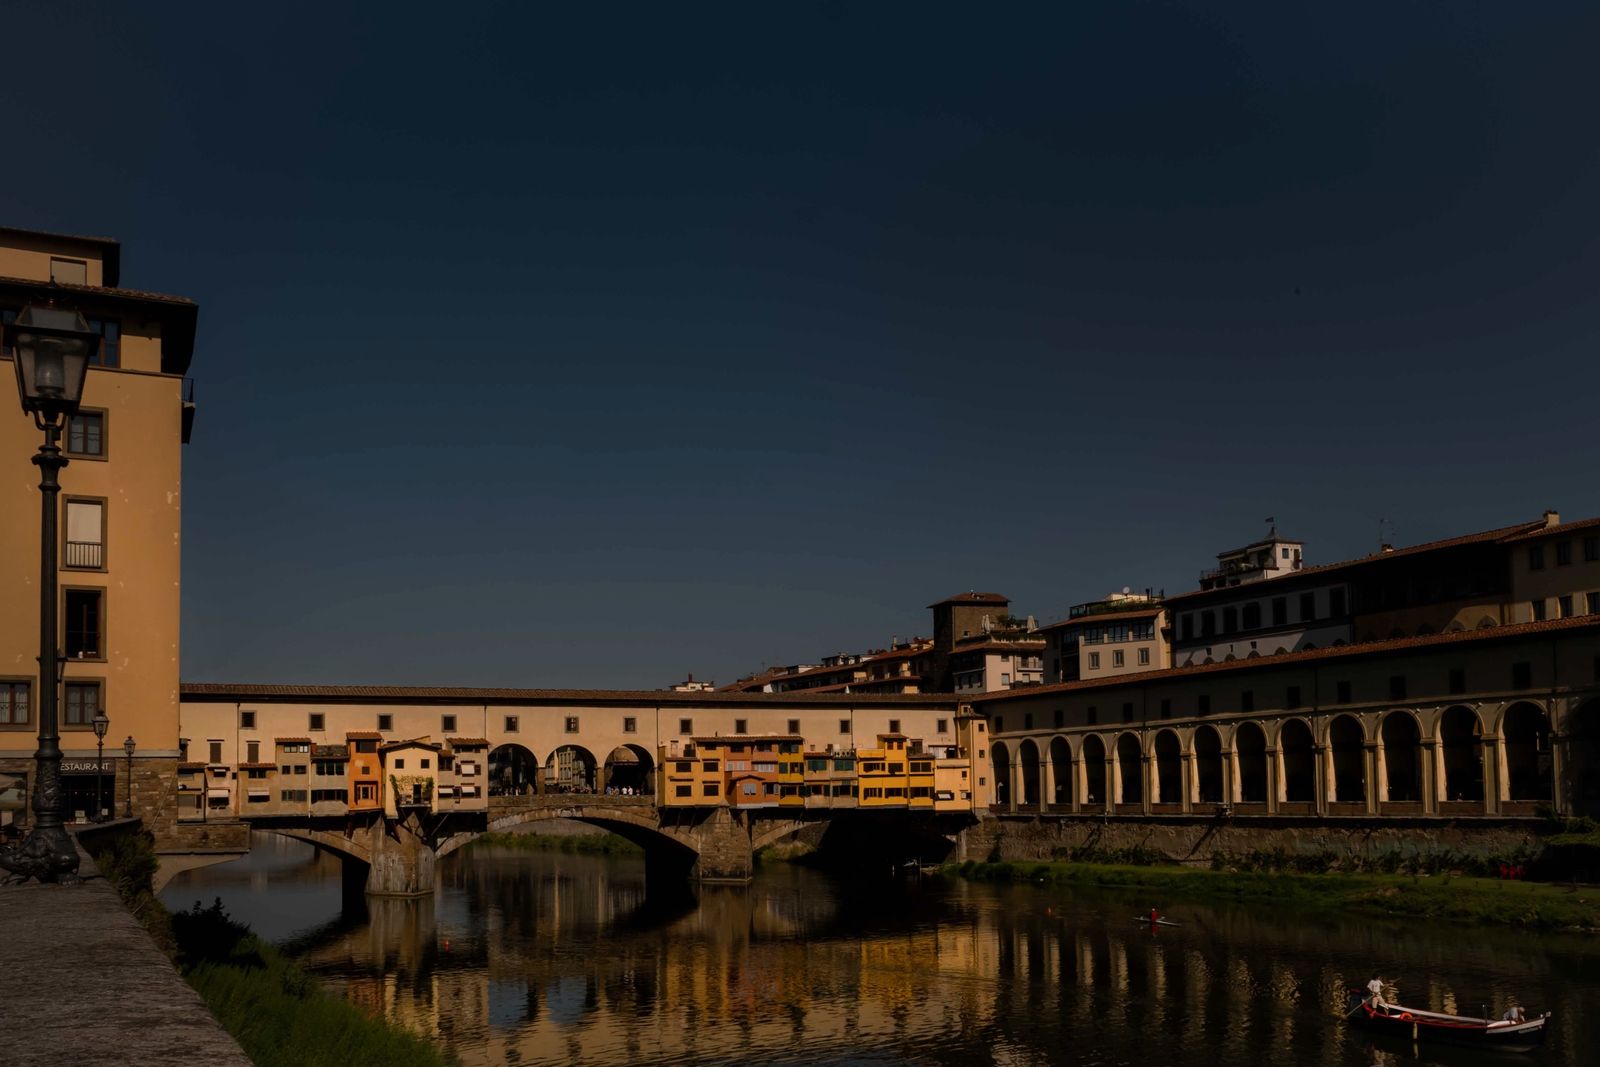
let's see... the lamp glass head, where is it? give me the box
[6,304,96,418]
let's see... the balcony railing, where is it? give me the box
[65,541,103,569]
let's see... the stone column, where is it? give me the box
[1070,753,1082,812]
[1221,750,1235,807]
[1265,746,1280,813]
[1421,737,1439,814]
[1180,751,1193,814]
[1041,752,1055,813]
[1481,733,1502,815]
[1311,744,1327,815]
[1103,757,1115,814]
[1366,741,1382,813]
[1141,753,1153,815]
[689,806,754,882]
[1009,751,1022,812]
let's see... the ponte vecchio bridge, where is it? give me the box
[179,684,984,893]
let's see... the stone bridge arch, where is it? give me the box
[261,825,373,865]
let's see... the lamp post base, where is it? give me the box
[0,824,81,885]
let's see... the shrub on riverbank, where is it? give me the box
[469,830,641,854]
[176,900,450,1067]
[945,860,1600,931]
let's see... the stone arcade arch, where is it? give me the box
[1018,739,1042,807]
[1115,733,1143,805]
[1048,737,1072,807]
[545,744,598,793]
[1193,725,1224,805]
[1504,702,1552,804]
[488,743,539,796]
[1328,714,1366,805]
[1081,734,1108,808]
[1380,712,1423,803]
[1278,718,1315,805]
[602,744,655,795]
[1438,706,1484,804]
[991,741,1012,808]
[1153,730,1182,807]
[1560,700,1600,815]
[1234,722,1268,804]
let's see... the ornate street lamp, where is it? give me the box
[0,302,98,883]
[92,709,109,822]
[123,736,136,819]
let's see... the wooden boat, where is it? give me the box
[1132,916,1181,927]
[1345,992,1550,1052]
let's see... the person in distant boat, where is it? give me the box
[1502,1005,1526,1024]
[1366,973,1390,1014]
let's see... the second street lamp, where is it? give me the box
[92,709,109,822]
[0,302,98,884]
[123,736,136,819]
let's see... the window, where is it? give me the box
[1023,712,1033,730]
[734,719,747,734]
[1559,595,1573,619]
[1529,546,1545,571]
[206,740,223,764]
[1241,690,1254,712]
[787,719,800,734]
[1271,598,1287,627]
[1001,672,1011,685]
[564,716,579,733]
[50,257,88,284]
[1589,592,1600,615]
[246,741,260,763]
[441,714,456,733]
[702,782,719,797]
[1299,592,1316,621]
[1180,614,1194,641]
[1585,536,1599,563]
[937,718,949,734]
[64,680,100,726]
[994,716,1004,732]
[838,718,850,734]
[1531,600,1546,622]
[65,411,106,458]
[1088,652,1101,670]
[377,714,393,731]
[1448,668,1465,694]
[505,716,519,732]
[623,716,637,733]
[309,713,325,731]
[1222,607,1237,633]
[240,710,256,729]
[889,719,901,733]
[1197,695,1210,715]
[1556,541,1572,566]
[676,718,692,735]
[1329,588,1346,617]
[1388,675,1406,700]
[87,317,119,367]
[1200,611,1215,637]
[1111,650,1124,669]
[1286,686,1301,710]
[674,784,691,797]
[1,680,31,726]
[1052,708,1064,727]
[1242,603,1260,629]
[393,759,405,769]
[64,588,103,658]
[419,759,430,769]
[1159,698,1171,719]
[1121,702,1133,723]
[280,789,308,803]
[314,761,344,776]
[1511,662,1532,690]
[1336,681,1351,704]
[246,768,268,779]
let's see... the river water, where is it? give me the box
[162,834,1598,1066]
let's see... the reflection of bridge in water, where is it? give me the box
[249,794,975,895]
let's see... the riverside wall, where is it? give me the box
[957,814,1543,866]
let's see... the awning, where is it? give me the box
[207,788,231,798]
[247,790,269,799]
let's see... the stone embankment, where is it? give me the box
[0,841,251,1067]
[961,814,1541,865]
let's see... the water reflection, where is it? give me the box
[163,842,1598,1066]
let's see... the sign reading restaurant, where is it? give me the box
[60,760,116,774]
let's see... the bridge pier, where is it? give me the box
[687,807,754,883]
[366,812,436,896]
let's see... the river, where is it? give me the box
[162,834,1597,1065]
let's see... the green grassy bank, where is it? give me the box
[94,830,451,1067]
[468,830,641,854]
[944,859,1600,932]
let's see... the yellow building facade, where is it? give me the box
[0,226,197,843]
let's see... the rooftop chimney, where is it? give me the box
[1544,509,1560,527]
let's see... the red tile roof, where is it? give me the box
[948,638,1047,656]
[928,592,1010,608]
[1035,606,1165,633]
[1500,515,1600,542]
[972,613,1600,704]
[274,736,312,744]
[182,682,952,707]
[446,737,489,748]
[345,730,384,739]
[379,738,441,752]
[691,734,802,744]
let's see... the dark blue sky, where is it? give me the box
[9,3,1599,687]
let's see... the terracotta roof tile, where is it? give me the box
[1500,515,1600,543]
[274,736,311,744]
[344,730,384,740]
[927,591,1010,608]
[237,762,275,770]
[0,272,194,306]
[177,762,206,772]
[446,737,489,748]
[379,738,441,752]
[690,734,803,743]
[972,613,1600,704]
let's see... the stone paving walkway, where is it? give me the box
[0,848,252,1066]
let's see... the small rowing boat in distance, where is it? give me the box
[1345,992,1550,1053]
[1133,917,1181,927]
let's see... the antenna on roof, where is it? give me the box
[1379,517,1395,552]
